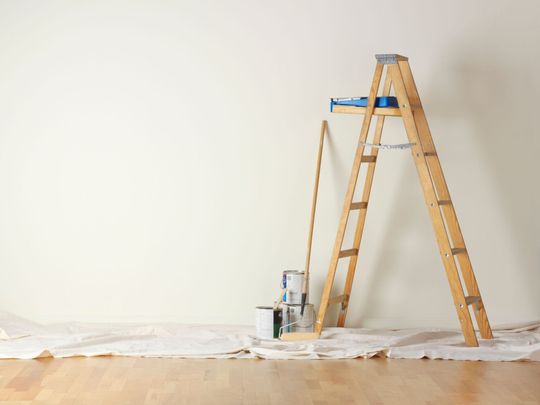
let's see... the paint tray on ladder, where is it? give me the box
[330,96,398,112]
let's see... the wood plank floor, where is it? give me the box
[0,357,538,405]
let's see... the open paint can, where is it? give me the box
[282,270,307,305]
[282,303,315,334]
[255,306,282,339]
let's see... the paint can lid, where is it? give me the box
[283,270,304,275]
[256,306,281,312]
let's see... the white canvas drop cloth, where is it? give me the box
[0,312,539,361]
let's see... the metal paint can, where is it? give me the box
[255,306,282,339]
[282,303,315,333]
[282,270,307,305]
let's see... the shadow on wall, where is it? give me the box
[348,47,540,327]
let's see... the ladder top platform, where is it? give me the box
[331,96,399,109]
[375,54,408,64]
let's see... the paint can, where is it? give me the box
[255,306,282,339]
[282,270,307,305]
[282,303,315,333]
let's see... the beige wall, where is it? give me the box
[0,0,538,328]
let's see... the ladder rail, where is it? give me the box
[397,60,493,339]
[388,62,478,346]
[336,73,393,327]
[314,63,384,334]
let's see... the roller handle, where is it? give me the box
[301,120,326,317]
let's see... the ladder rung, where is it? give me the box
[465,296,481,306]
[438,200,452,206]
[451,248,467,255]
[338,249,358,258]
[328,294,347,305]
[424,152,437,156]
[361,155,377,163]
[350,202,368,210]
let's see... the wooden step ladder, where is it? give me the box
[284,54,493,346]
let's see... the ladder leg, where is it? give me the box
[314,63,384,334]
[388,63,479,347]
[337,72,393,327]
[398,61,493,340]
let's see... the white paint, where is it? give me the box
[0,0,538,328]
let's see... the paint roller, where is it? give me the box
[301,120,326,316]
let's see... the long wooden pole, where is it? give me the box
[300,120,327,315]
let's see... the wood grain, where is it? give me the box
[0,357,538,404]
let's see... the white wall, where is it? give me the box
[0,0,538,328]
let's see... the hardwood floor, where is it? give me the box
[0,357,538,404]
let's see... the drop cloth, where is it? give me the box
[1,312,538,361]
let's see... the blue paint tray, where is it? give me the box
[330,96,398,112]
